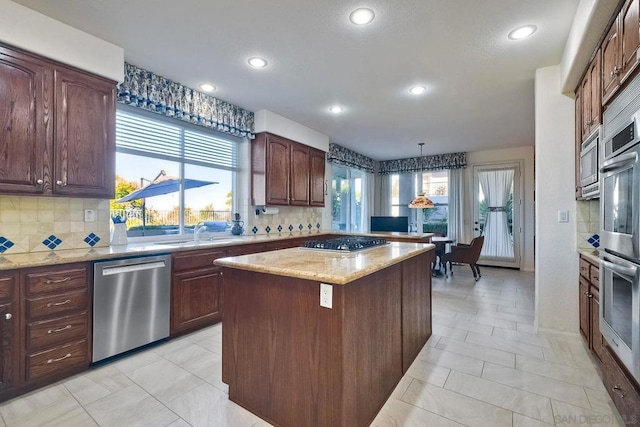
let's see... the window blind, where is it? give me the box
[116,109,237,169]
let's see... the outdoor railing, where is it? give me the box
[110,208,232,228]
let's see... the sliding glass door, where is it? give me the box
[331,165,364,232]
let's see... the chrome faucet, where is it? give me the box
[194,223,207,242]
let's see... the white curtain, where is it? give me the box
[479,169,514,259]
[361,172,375,232]
[375,174,393,216]
[447,169,464,242]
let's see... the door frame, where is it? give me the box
[472,161,523,269]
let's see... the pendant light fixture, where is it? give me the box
[409,143,435,209]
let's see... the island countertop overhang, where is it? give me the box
[214,241,434,285]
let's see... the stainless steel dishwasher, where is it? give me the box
[93,254,171,362]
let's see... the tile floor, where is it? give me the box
[0,266,624,426]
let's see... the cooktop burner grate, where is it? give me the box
[303,237,388,252]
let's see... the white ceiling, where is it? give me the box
[13,0,579,160]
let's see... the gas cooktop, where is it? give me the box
[303,236,388,252]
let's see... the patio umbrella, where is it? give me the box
[115,175,218,233]
[116,176,218,202]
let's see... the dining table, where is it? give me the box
[431,236,455,276]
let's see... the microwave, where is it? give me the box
[580,128,600,199]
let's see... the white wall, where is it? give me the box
[464,146,535,272]
[0,0,124,82]
[254,110,330,152]
[534,65,579,334]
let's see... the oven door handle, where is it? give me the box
[600,257,638,278]
[600,152,637,174]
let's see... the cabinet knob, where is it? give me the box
[36,179,43,185]
[612,385,625,398]
[5,313,11,320]
[56,180,63,186]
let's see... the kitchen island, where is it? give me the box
[215,241,433,427]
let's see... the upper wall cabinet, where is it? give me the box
[602,0,640,105]
[53,68,115,197]
[581,50,601,140]
[251,132,326,207]
[575,87,583,199]
[0,48,48,194]
[0,43,116,198]
[309,148,326,207]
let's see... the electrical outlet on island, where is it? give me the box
[320,283,332,309]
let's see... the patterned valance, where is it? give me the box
[327,143,375,173]
[378,152,466,175]
[117,63,254,139]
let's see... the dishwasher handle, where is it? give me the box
[100,260,167,276]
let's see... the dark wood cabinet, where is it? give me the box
[309,148,326,206]
[171,248,227,335]
[171,268,222,334]
[601,344,640,424]
[0,42,116,198]
[0,273,18,395]
[602,0,640,105]
[53,67,115,198]
[602,22,619,104]
[574,88,583,199]
[578,255,604,361]
[21,263,92,388]
[265,135,290,205]
[620,0,640,84]
[290,143,310,205]
[0,48,48,194]
[579,277,590,340]
[252,132,326,207]
[580,50,601,140]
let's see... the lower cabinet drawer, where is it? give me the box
[601,346,640,423]
[26,291,88,320]
[26,312,88,350]
[26,340,89,382]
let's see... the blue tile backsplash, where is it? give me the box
[0,195,109,254]
[42,235,63,250]
[84,233,101,247]
[0,237,15,254]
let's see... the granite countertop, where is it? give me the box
[0,231,330,271]
[579,249,600,264]
[214,242,435,285]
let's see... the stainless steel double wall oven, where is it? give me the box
[600,79,640,385]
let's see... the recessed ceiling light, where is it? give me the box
[248,57,268,68]
[329,106,344,114]
[409,86,427,95]
[508,25,537,40]
[199,83,216,92]
[349,8,375,25]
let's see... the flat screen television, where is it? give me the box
[370,216,409,232]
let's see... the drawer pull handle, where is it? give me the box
[612,385,625,398]
[47,299,72,308]
[5,313,11,320]
[47,353,71,364]
[46,277,71,285]
[47,325,72,334]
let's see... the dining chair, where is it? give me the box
[442,236,485,281]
